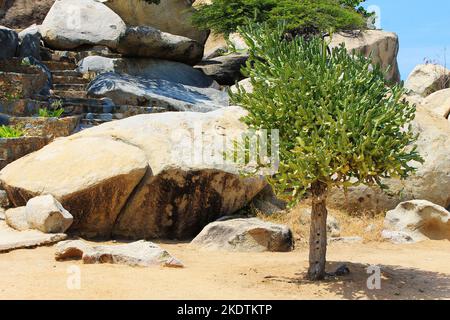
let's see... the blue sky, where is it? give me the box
[363,0,450,80]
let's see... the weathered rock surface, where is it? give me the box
[230,78,253,94]
[251,184,286,215]
[422,88,450,120]
[0,26,18,59]
[196,54,248,85]
[116,26,203,65]
[40,0,126,50]
[55,240,184,267]
[381,230,415,244]
[100,0,208,44]
[5,206,28,231]
[0,220,66,252]
[405,64,450,97]
[0,0,53,29]
[1,106,267,239]
[203,32,248,59]
[78,56,218,88]
[0,137,149,238]
[18,24,41,59]
[26,195,73,233]
[383,200,450,242]
[0,189,9,208]
[328,106,450,212]
[192,218,294,252]
[328,30,401,83]
[87,72,228,112]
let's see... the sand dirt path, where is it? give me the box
[0,240,449,300]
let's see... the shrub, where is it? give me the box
[0,125,24,138]
[231,23,423,280]
[38,107,64,118]
[192,0,368,36]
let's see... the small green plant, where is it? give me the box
[20,58,32,67]
[0,125,25,138]
[38,107,65,118]
[232,23,423,281]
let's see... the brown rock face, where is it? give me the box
[113,169,264,240]
[0,0,54,29]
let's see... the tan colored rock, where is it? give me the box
[405,64,450,97]
[203,32,248,59]
[1,106,267,240]
[422,88,450,119]
[328,106,450,212]
[26,195,73,233]
[75,106,266,239]
[328,30,400,83]
[55,240,184,268]
[0,137,149,238]
[100,0,208,44]
[0,220,66,253]
[191,218,294,252]
[383,200,450,242]
[5,207,29,231]
[230,78,253,94]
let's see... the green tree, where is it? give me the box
[231,23,423,280]
[191,0,368,36]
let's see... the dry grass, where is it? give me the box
[257,200,386,248]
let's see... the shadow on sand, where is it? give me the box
[263,261,450,300]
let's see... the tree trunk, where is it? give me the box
[307,180,328,281]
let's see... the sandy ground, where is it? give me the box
[0,240,449,300]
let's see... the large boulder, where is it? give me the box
[328,30,401,83]
[383,200,450,242]
[55,240,184,267]
[421,88,450,120]
[191,218,294,252]
[0,137,149,238]
[77,56,218,88]
[40,0,126,50]
[0,26,18,59]
[87,72,228,112]
[405,64,450,97]
[26,195,73,233]
[0,106,267,239]
[99,0,208,44]
[328,106,450,212]
[116,26,203,65]
[195,54,248,85]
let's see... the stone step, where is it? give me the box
[53,75,90,85]
[50,90,88,99]
[43,61,77,71]
[53,84,87,91]
[50,47,122,63]
[51,70,83,77]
